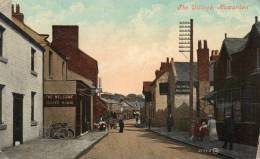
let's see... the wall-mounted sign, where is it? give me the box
[44,94,76,107]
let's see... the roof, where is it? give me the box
[0,12,44,52]
[143,81,152,93]
[223,38,247,55]
[100,98,120,104]
[255,22,260,34]
[174,62,198,82]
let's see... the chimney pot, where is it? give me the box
[256,16,258,23]
[16,4,20,13]
[203,40,208,49]
[171,58,174,62]
[166,57,169,63]
[12,4,14,14]
[198,40,202,50]
[225,33,227,39]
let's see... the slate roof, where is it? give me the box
[223,38,247,55]
[174,62,198,82]
[0,12,44,52]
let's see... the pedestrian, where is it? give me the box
[135,114,139,125]
[119,119,124,133]
[222,115,234,150]
[167,114,173,132]
[207,115,218,141]
[199,121,208,141]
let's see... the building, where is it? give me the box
[0,2,44,149]
[171,62,198,131]
[142,81,153,125]
[51,25,100,131]
[149,58,173,127]
[11,5,96,137]
[197,40,214,118]
[212,17,260,146]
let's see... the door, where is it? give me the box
[13,93,23,146]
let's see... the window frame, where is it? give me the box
[0,25,5,57]
[31,48,36,71]
[31,92,36,121]
[257,48,260,69]
[49,51,53,77]
[226,58,232,78]
[0,85,4,124]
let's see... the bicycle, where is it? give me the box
[45,122,74,139]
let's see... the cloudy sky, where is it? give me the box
[12,0,260,95]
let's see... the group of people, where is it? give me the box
[191,115,218,142]
[191,114,234,150]
[98,113,125,133]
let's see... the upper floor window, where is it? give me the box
[62,61,65,80]
[257,48,260,69]
[49,51,53,77]
[0,26,5,57]
[226,58,231,77]
[31,48,36,71]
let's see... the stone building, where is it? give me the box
[11,6,96,137]
[212,17,260,146]
[51,26,100,132]
[149,58,173,127]
[0,2,44,149]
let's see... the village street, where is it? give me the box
[80,120,220,159]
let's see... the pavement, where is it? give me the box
[150,127,257,159]
[81,120,219,159]
[0,131,108,159]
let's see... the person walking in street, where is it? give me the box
[199,121,208,141]
[119,119,124,133]
[167,114,173,132]
[135,114,139,125]
[222,115,234,150]
[207,115,218,141]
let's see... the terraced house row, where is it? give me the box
[0,0,106,149]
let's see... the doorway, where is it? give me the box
[13,93,23,146]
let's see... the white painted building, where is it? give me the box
[0,2,44,149]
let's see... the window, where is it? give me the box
[0,26,5,57]
[31,48,36,71]
[257,48,260,69]
[49,51,53,77]
[31,92,36,121]
[159,83,169,95]
[226,58,231,77]
[0,85,4,124]
[62,61,65,79]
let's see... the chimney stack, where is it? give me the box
[197,39,209,81]
[198,40,202,50]
[210,50,219,62]
[256,16,258,23]
[166,57,169,63]
[12,4,24,23]
[203,40,208,49]
[170,58,174,63]
[52,26,79,50]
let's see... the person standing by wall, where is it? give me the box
[222,115,234,150]
[207,115,218,141]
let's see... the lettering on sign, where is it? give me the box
[44,94,75,107]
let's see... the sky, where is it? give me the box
[11,0,260,95]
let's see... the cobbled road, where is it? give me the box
[80,120,220,159]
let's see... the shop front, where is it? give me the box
[44,80,93,137]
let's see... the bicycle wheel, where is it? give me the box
[66,129,75,138]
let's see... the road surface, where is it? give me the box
[81,120,220,159]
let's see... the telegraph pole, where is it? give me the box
[179,19,194,134]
